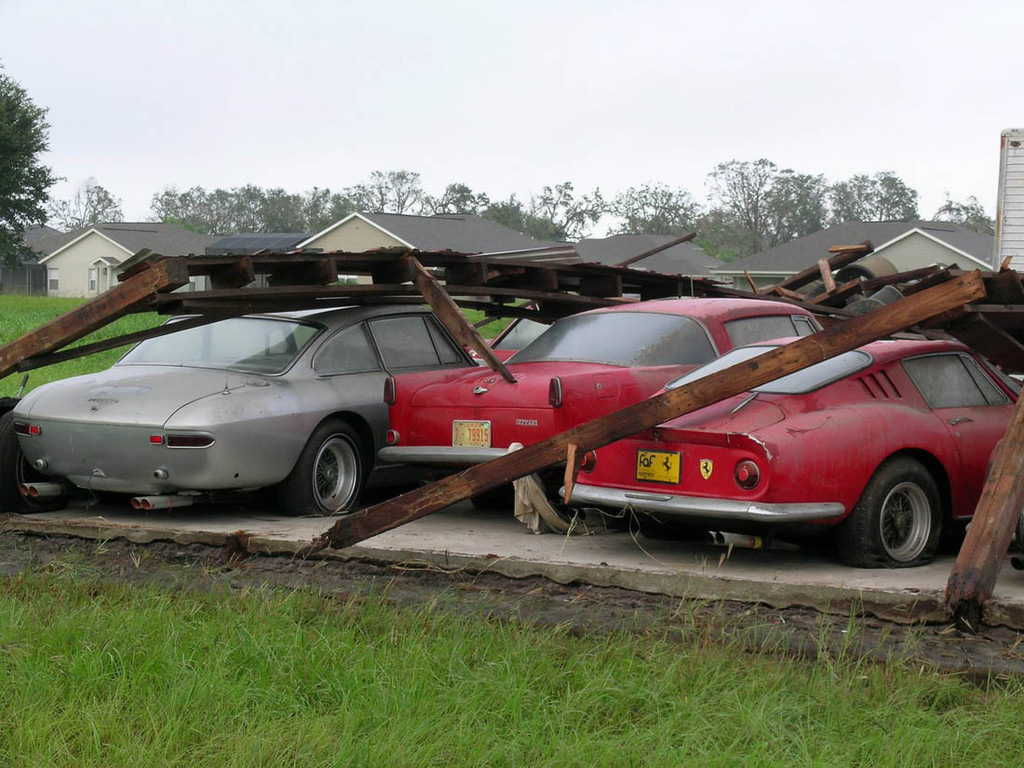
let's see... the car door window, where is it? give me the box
[314,324,381,375]
[903,354,1009,408]
[369,316,448,370]
[724,315,814,347]
[425,318,466,364]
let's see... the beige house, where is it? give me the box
[38,223,217,297]
[711,221,995,291]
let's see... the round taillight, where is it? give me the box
[734,459,760,490]
[386,429,400,445]
[580,450,597,473]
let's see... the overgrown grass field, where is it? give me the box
[2,569,1024,767]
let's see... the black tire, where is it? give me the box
[276,419,365,516]
[836,456,941,568]
[0,410,69,513]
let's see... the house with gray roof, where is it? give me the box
[576,233,721,276]
[36,222,217,297]
[710,221,996,290]
[296,212,556,255]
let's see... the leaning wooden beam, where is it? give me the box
[945,398,1024,631]
[615,231,697,268]
[0,259,190,381]
[299,271,985,554]
[405,254,516,384]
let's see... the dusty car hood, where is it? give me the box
[15,365,270,427]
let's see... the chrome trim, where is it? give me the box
[565,483,846,523]
[378,445,508,466]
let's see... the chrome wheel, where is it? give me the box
[879,481,931,563]
[311,435,360,512]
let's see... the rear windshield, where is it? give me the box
[508,312,716,367]
[119,317,321,374]
[665,344,873,394]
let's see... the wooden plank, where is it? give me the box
[268,257,338,287]
[406,255,516,383]
[827,243,872,254]
[0,259,190,381]
[616,231,697,267]
[818,258,837,293]
[945,314,1024,373]
[810,278,863,307]
[207,257,255,289]
[945,396,1024,630]
[984,269,1024,305]
[743,270,760,294]
[300,271,986,554]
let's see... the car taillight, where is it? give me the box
[384,376,396,406]
[734,459,760,490]
[149,434,164,445]
[166,434,215,448]
[580,450,597,473]
[548,377,563,407]
[14,422,39,436]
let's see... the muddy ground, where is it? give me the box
[2,529,1024,680]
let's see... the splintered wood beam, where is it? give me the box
[405,255,516,383]
[0,259,190,381]
[744,271,760,294]
[945,397,1024,631]
[563,443,584,504]
[300,271,985,554]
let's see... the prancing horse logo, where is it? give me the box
[699,459,714,480]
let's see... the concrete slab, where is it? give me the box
[5,499,1024,629]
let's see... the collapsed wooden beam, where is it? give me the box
[0,259,190,381]
[945,397,1024,630]
[405,255,515,383]
[300,271,985,555]
[769,241,873,294]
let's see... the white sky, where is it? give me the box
[1,0,1021,232]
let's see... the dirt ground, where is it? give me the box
[2,529,1024,680]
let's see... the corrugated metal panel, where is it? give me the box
[997,128,1024,270]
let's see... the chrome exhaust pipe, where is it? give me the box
[19,482,70,499]
[706,530,763,549]
[130,495,194,511]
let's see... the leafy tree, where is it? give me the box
[422,182,490,216]
[610,183,700,235]
[828,172,919,223]
[707,159,828,256]
[343,170,423,214]
[47,178,123,230]
[933,195,994,235]
[0,66,59,265]
[526,182,604,241]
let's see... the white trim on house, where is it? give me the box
[295,212,416,251]
[870,227,992,269]
[90,255,122,266]
[39,228,134,264]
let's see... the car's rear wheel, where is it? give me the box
[837,456,941,568]
[277,419,365,516]
[0,410,69,513]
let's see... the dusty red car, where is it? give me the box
[565,338,1018,567]
[379,298,821,471]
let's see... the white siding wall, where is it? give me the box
[999,129,1024,271]
[873,233,975,271]
[43,233,130,297]
[304,219,405,252]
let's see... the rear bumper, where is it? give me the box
[378,445,508,466]
[566,483,846,523]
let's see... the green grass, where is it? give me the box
[0,295,162,397]
[1,571,1023,767]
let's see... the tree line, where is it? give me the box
[1,65,995,269]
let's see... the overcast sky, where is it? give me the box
[1,0,1020,232]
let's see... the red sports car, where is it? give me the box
[379,298,821,471]
[565,338,1018,567]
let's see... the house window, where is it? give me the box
[48,268,59,292]
[88,268,98,292]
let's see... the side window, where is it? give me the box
[725,315,809,347]
[903,354,1008,408]
[425,318,465,364]
[369,316,443,370]
[314,324,380,376]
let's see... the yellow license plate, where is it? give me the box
[452,420,491,448]
[636,449,681,484]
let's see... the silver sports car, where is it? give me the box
[5,305,474,515]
